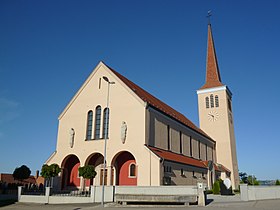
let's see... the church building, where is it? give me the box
[46,24,239,190]
[197,24,239,189]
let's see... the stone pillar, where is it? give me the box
[17,186,22,202]
[207,169,212,189]
[90,185,95,203]
[80,177,84,191]
[240,184,248,201]
[197,182,206,206]
[45,187,51,204]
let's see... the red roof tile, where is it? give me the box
[147,145,207,169]
[202,161,231,173]
[105,63,213,141]
[0,173,37,184]
[214,164,221,172]
[200,24,224,90]
[219,164,231,173]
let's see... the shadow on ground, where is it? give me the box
[0,199,17,207]
[206,198,214,205]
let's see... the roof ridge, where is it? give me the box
[147,145,207,169]
[103,62,212,141]
[148,144,203,160]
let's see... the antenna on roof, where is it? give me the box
[207,10,212,25]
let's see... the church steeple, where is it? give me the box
[197,22,240,190]
[200,24,223,90]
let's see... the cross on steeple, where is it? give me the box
[207,10,212,25]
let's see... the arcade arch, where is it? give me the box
[61,154,80,189]
[111,151,137,186]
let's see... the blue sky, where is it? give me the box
[1,0,279,180]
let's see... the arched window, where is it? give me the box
[215,95,219,107]
[205,97,209,108]
[86,111,93,140]
[103,108,110,138]
[94,106,101,139]
[129,163,136,177]
[210,94,214,108]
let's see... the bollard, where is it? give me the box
[18,186,22,202]
[45,187,51,204]
[197,182,206,206]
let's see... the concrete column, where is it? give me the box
[17,186,22,202]
[207,169,211,189]
[212,169,216,186]
[45,187,51,204]
[197,182,206,206]
[107,166,112,185]
[90,185,95,203]
[80,177,84,191]
[240,184,248,201]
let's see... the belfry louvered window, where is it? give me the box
[210,94,214,108]
[205,97,210,108]
[215,95,219,107]
[94,106,101,139]
[86,110,93,140]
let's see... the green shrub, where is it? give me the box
[206,189,213,194]
[276,180,280,185]
[233,189,240,194]
[78,165,96,180]
[213,180,220,194]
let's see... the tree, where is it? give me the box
[41,164,61,187]
[275,180,280,185]
[78,165,97,190]
[247,175,259,185]
[13,165,31,182]
[239,172,248,184]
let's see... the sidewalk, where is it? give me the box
[1,195,280,210]
[207,194,242,204]
[206,194,280,210]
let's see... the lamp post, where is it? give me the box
[101,76,115,206]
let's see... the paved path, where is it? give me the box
[207,194,242,203]
[1,196,280,210]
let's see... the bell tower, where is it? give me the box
[197,24,239,189]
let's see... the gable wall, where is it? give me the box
[48,64,158,185]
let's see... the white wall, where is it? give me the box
[240,184,280,201]
[115,186,198,195]
[18,185,201,204]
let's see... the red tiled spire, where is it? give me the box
[200,24,223,90]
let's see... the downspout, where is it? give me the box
[149,149,151,186]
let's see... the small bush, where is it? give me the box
[276,180,280,185]
[233,189,240,194]
[206,189,213,194]
[213,180,220,194]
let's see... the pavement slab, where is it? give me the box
[1,197,280,210]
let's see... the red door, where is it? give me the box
[119,160,137,186]
[69,162,80,187]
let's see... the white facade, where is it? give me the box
[46,62,219,189]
